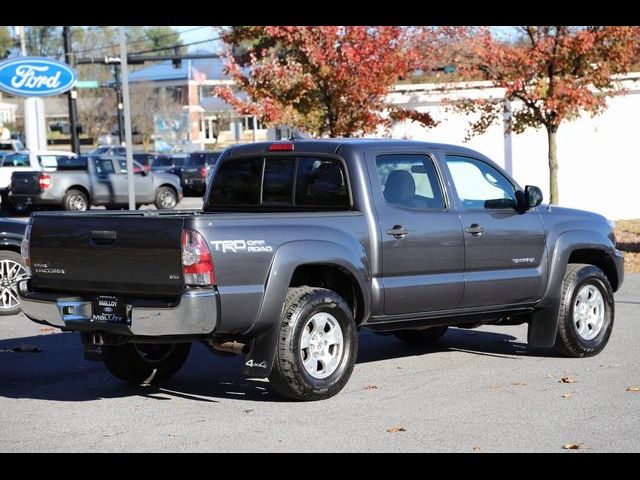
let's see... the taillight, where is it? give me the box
[182,228,215,286]
[21,223,32,276]
[268,142,294,151]
[39,173,52,190]
[200,166,207,178]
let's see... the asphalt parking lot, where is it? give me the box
[1,269,638,453]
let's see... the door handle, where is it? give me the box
[465,224,485,236]
[90,230,117,246]
[387,225,408,239]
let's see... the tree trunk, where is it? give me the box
[547,126,559,205]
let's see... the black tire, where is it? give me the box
[393,326,448,344]
[553,263,614,357]
[0,250,27,315]
[62,189,89,211]
[268,287,358,401]
[102,342,191,384]
[155,186,178,209]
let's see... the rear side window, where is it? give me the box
[2,154,29,167]
[208,156,350,210]
[376,154,445,210]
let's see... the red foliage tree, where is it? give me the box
[452,26,640,204]
[214,26,438,138]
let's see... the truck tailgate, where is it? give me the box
[10,171,42,194]
[29,214,185,297]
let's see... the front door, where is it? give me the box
[370,152,465,315]
[443,154,547,308]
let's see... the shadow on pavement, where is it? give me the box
[0,326,529,403]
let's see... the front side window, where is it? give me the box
[445,155,517,210]
[208,156,349,209]
[376,154,445,210]
[94,158,115,175]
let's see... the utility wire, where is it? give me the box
[73,26,210,55]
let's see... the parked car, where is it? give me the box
[8,155,182,211]
[0,218,26,315]
[179,151,221,196]
[150,153,186,175]
[0,150,77,213]
[0,139,24,154]
[17,139,623,401]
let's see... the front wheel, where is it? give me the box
[553,263,614,357]
[102,342,191,384]
[268,287,358,401]
[155,186,178,209]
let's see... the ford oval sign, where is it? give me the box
[0,57,77,97]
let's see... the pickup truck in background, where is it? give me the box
[9,155,182,211]
[17,139,623,401]
[0,150,78,213]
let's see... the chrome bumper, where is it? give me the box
[17,281,218,336]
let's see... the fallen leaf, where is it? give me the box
[39,326,55,333]
[243,409,254,414]
[365,384,378,390]
[560,376,577,384]
[387,426,406,433]
[10,344,42,353]
[472,445,483,452]
[168,433,177,437]
[489,384,502,389]
[626,387,640,392]
[562,443,583,450]
[511,382,528,386]
[561,393,573,398]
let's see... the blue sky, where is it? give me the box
[174,26,220,51]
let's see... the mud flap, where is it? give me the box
[243,327,279,378]
[527,304,560,349]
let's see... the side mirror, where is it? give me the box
[525,185,543,208]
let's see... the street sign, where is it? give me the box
[0,57,77,97]
[76,80,100,89]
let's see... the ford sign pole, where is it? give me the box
[119,26,135,210]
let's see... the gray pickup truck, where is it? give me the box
[17,139,623,401]
[9,155,182,211]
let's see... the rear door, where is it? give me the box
[443,154,547,307]
[367,150,465,315]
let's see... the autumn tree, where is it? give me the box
[452,26,639,204]
[215,26,436,137]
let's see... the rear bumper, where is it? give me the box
[17,281,218,336]
[9,191,60,205]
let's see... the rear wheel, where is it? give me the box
[62,189,89,211]
[268,287,358,401]
[155,186,178,209]
[0,251,27,315]
[102,342,191,384]
[394,326,448,344]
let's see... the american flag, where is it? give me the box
[190,65,207,83]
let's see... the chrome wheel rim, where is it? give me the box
[573,284,605,341]
[159,190,176,209]
[300,312,344,379]
[0,259,27,311]
[68,194,87,211]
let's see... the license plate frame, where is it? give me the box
[91,295,127,324]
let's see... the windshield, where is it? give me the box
[185,153,206,167]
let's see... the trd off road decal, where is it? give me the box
[210,240,273,253]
